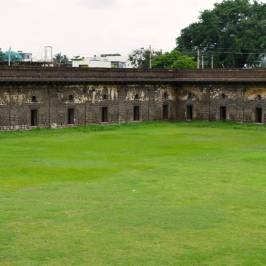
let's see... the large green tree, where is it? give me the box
[152,50,196,69]
[177,0,266,68]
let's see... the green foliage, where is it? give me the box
[3,50,23,62]
[129,48,196,70]
[53,53,70,66]
[1,122,266,265]
[177,0,266,68]
[0,49,4,61]
[152,49,197,69]
[129,48,161,69]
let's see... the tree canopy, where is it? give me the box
[3,51,23,62]
[53,53,70,66]
[129,48,196,69]
[129,48,161,69]
[0,50,4,61]
[176,0,266,68]
[152,50,196,69]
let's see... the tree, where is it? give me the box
[0,49,4,62]
[152,50,196,69]
[53,53,70,66]
[129,48,161,69]
[176,0,266,68]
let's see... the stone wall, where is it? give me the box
[177,83,266,123]
[0,84,176,130]
[0,82,266,131]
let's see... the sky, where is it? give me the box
[1,0,223,59]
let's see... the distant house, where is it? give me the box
[18,51,32,62]
[100,54,130,68]
[72,54,131,68]
[71,56,86,68]
[71,56,110,68]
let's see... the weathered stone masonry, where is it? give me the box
[0,67,266,130]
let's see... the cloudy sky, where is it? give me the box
[1,0,222,59]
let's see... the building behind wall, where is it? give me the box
[72,54,131,68]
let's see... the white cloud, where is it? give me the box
[0,0,222,59]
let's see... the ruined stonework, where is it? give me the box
[177,84,266,123]
[0,68,265,130]
[0,84,176,130]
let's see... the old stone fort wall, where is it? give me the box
[0,67,266,130]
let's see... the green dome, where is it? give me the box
[3,51,23,62]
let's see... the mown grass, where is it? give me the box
[0,121,266,265]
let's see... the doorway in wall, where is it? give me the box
[255,107,263,123]
[133,106,140,121]
[68,108,75,124]
[187,105,193,120]
[102,107,108,122]
[163,105,169,120]
[31,109,38,126]
[220,106,227,121]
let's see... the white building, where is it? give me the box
[72,54,131,68]
[18,51,33,62]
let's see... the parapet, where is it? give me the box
[0,67,265,84]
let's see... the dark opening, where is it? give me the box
[133,106,140,121]
[102,107,108,122]
[31,109,38,126]
[187,105,193,120]
[135,94,139,100]
[68,108,75,124]
[220,106,227,121]
[103,94,108,100]
[163,92,168,100]
[163,105,169,120]
[31,96,37,103]
[69,95,74,102]
[255,108,263,123]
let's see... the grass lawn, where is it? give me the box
[0,122,266,266]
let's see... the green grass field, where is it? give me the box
[1,122,266,266]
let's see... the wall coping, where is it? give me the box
[0,67,265,84]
